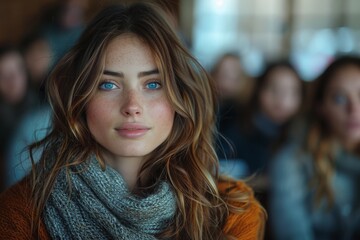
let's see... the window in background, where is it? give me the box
[190,0,360,79]
[291,0,360,80]
[192,0,286,76]
[192,0,242,69]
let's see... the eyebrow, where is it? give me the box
[138,69,159,77]
[103,70,123,77]
[103,69,159,78]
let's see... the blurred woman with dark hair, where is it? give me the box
[0,46,35,190]
[270,55,360,240]
[217,60,304,179]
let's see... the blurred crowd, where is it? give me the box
[213,53,360,239]
[1,1,360,240]
[0,0,86,188]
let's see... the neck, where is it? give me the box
[101,151,145,191]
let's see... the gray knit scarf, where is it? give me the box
[43,156,177,240]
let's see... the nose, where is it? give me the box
[120,90,143,117]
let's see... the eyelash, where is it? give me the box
[146,81,162,90]
[99,81,118,90]
[98,80,162,91]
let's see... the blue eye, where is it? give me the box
[146,82,161,89]
[99,82,117,90]
[333,94,348,105]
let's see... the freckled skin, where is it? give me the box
[86,34,175,172]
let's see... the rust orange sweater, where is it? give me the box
[0,178,264,239]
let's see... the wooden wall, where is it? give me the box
[0,0,121,45]
[0,0,180,46]
[0,0,57,45]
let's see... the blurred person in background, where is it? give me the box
[0,46,34,190]
[21,32,52,103]
[2,0,85,189]
[0,47,29,108]
[217,60,304,180]
[3,32,52,188]
[213,53,254,178]
[41,0,87,66]
[244,60,304,240]
[215,59,304,240]
[4,103,52,188]
[270,55,360,240]
[5,32,53,188]
[212,53,252,105]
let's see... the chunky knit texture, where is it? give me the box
[0,173,264,239]
[43,157,176,239]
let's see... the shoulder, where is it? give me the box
[0,178,32,214]
[0,178,50,240]
[218,179,266,240]
[0,179,33,238]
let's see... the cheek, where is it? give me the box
[323,105,345,129]
[284,95,301,112]
[323,104,344,120]
[86,98,115,130]
[259,91,274,110]
[149,98,175,129]
[158,103,174,122]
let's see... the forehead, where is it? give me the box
[327,65,360,92]
[0,52,22,64]
[104,34,155,66]
[265,67,299,86]
[0,53,24,73]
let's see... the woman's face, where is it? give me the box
[259,67,302,124]
[0,52,27,104]
[24,39,52,83]
[322,65,360,149]
[214,56,243,99]
[86,34,175,165]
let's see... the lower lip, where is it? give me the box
[116,129,149,138]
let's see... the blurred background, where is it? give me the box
[1,0,360,239]
[190,0,360,80]
[1,0,360,78]
[192,0,360,79]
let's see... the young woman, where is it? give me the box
[212,53,254,179]
[270,56,360,240]
[211,53,252,104]
[0,3,264,240]
[217,60,304,177]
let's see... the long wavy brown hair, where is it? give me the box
[28,2,258,239]
[306,55,360,206]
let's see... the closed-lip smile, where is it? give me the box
[115,123,150,138]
